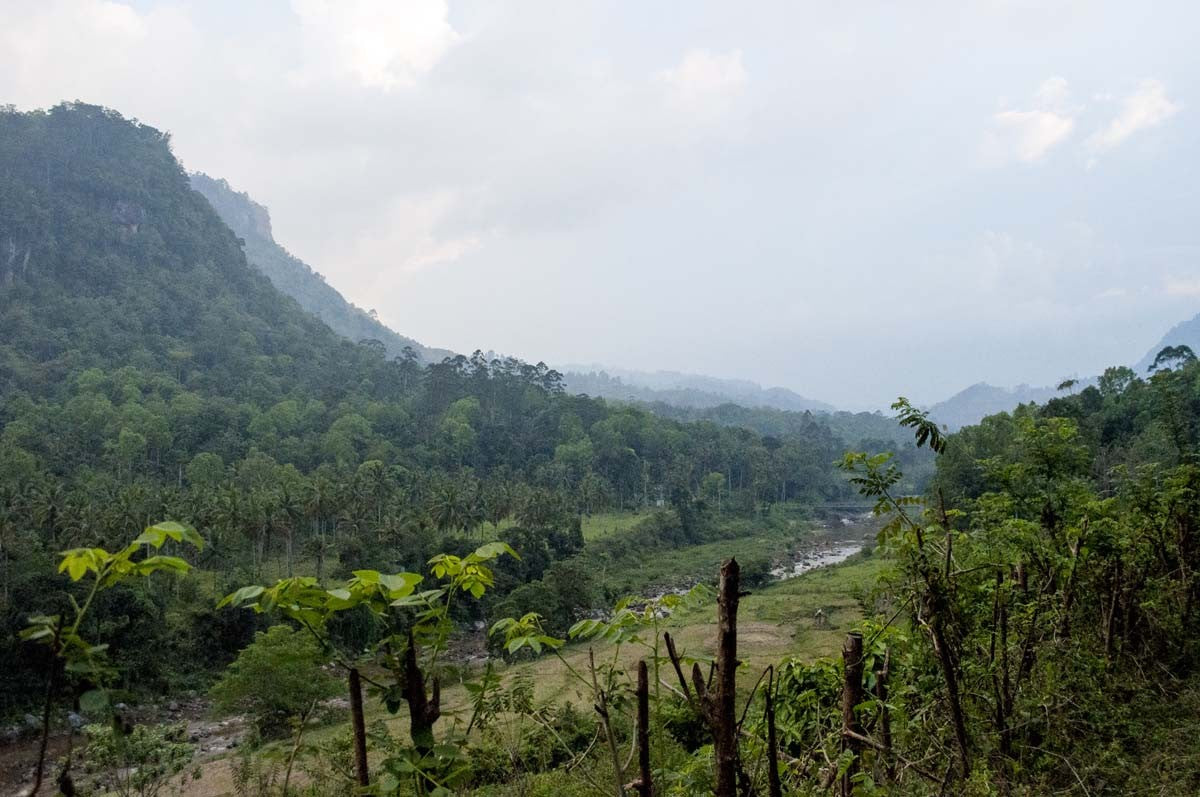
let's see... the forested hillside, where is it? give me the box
[189,172,453,364]
[0,104,868,720]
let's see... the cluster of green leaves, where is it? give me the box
[21,522,203,715]
[218,542,517,795]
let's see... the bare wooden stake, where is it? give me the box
[841,631,865,797]
[874,649,893,783]
[635,659,653,797]
[765,666,783,797]
[662,560,750,797]
[713,558,742,797]
[348,667,370,787]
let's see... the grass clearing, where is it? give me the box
[172,548,886,796]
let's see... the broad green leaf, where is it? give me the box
[378,572,422,597]
[325,588,356,610]
[79,689,109,714]
[472,541,518,562]
[217,585,265,609]
[136,556,192,575]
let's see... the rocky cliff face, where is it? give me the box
[189,172,454,363]
[2,237,31,286]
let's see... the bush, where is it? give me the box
[468,700,595,785]
[737,553,774,588]
[82,722,195,797]
[210,625,341,737]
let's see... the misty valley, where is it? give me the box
[4,26,1200,797]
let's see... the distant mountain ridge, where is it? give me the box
[926,383,1063,431]
[1134,310,1200,374]
[190,173,453,363]
[929,308,1200,430]
[561,366,835,414]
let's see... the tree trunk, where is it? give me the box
[765,667,783,797]
[404,629,441,758]
[635,660,653,797]
[713,558,741,797]
[930,613,971,778]
[663,562,749,797]
[841,631,865,796]
[348,668,370,787]
[874,649,893,783]
[30,623,62,797]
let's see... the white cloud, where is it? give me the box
[1086,79,1180,156]
[1033,75,1071,109]
[658,49,747,111]
[985,110,1074,163]
[981,77,1075,165]
[1165,276,1200,297]
[290,0,458,90]
[352,191,481,278]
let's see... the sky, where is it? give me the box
[2,0,1198,409]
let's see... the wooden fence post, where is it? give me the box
[713,558,742,797]
[348,667,370,787]
[765,665,783,797]
[840,631,864,797]
[635,659,653,797]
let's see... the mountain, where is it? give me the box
[0,101,864,505]
[189,172,453,364]
[561,366,835,413]
[930,308,1200,430]
[0,103,423,417]
[1134,310,1200,374]
[926,383,1062,431]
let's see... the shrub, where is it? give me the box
[82,722,195,797]
[209,625,340,737]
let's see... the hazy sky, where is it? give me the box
[3,1,1198,409]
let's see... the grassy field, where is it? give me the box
[580,510,642,541]
[172,549,887,796]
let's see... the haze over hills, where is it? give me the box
[189,175,852,425]
[189,173,454,364]
[926,383,1064,431]
[1134,310,1200,375]
[561,366,836,414]
[927,311,1199,430]
[183,171,1200,440]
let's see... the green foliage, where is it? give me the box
[81,721,195,797]
[220,541,517,795]
[20,523,202,714]
[209,625,340,736]
[0,103,869,710]
[820,373,1200,793]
